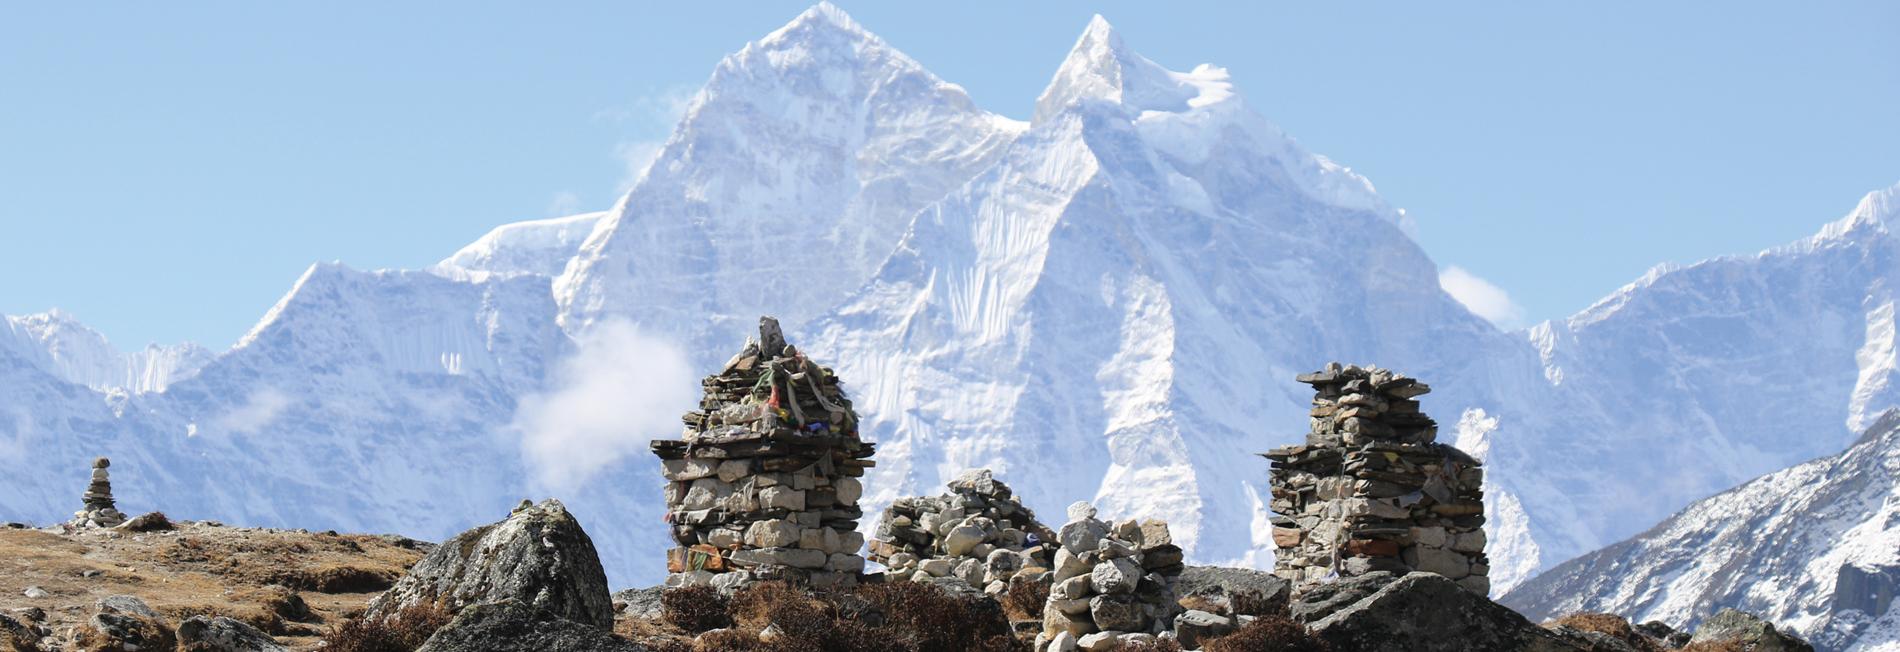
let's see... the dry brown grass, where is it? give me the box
[1549,612,1665,652]
[0,522,425,651]
[1001,576,1048,622]
[1680,641,1747,652]
[1200,615,1330,652]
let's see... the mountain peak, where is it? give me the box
[1033,15,1234,124]
[1804,179,1900,244]
[759,2,877,50]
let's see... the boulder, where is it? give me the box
[415,600,648,652]
[1172,609,1236,649]
[612,587,665,620]
[176,616,289,652]
[366,499,614,628]
[1305,572,1583,652]
[1689,609,1814,652]
[1175,565,1291,616]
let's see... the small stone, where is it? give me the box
[1090,594,1147,631]
[744,519,802,549]
[1077,630,1126,651]
[1066,501,1098,522]
[1054,548,1091,582]
[1059,520,1107,553]
[1091,557,1141,595]
[715,459,750,483]
[919,558,955,577]
[21,586,47,599]
[1052,574,1095,600]
[945,525,985,557]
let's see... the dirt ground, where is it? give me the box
[0,519,428,651]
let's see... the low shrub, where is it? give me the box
[662,585,731,634]
[1201,615,1331,652]
[320,602,451,652]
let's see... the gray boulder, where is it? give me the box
[415,600,649,652]
[1305,572,1584,652]
[613,587,665,620]
[367,499,614,628]
[1176,565,1291,616]
[1689,609,1814,652]
[177,615,289,652]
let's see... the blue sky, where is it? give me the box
[3,2,1895,348]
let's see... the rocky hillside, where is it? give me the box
[1502,412,1900,652]
[0,516,426,651]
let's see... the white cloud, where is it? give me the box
[212,388,292,436]
[600,87,697,194]
[1440,266,1527,329]
[511,319,696,493]
[546,191,583,217]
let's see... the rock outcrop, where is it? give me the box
[176,615,290,652]
[416,600,650,652]
[1689,609,1815,652]
[366,499,613,628]
[1295,572,1579,652]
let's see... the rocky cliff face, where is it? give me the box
[1502,412,1900,651]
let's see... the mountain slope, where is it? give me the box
[1501,411,1900,652]
[2,310,211,394]
[553,3,1024,347]
[808,15,1544,571]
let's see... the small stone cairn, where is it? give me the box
[1036,502,1184,651]
[650,317,874,591]
[70,457,126,528]
[868,469,1059,594]
[1263,363,1489,596]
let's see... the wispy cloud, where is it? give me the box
[212,388,292,436]
[598,86,697,194]
[546,191,584,217]
[510,319,696,493]
[1440,266,1527,329]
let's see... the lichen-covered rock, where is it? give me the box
[176,615,288,652]
[1689,609,1814,652]
[366,499,614,629]
[414,600,649,652]
[1176,565,1291,617]
[76,596,174,652]
[1306,572,1583,652]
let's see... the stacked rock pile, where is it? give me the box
[868,469,1059,594]
[1262,363,1489,596]
[650,317,874,591]
[1036,502,1184,651]
[70,457,126,528]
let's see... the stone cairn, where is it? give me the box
[651,317,874,591]
[1263,363,1489,596]
[1036,502,1184,651]
[868,468,1059,594]
[71,457,127,528]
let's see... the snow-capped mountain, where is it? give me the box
[553,4,1024,346]
[2,310,212,394]
[1,3,1896,598]
[1492,182,1900,589]
[1501,411,1900,652]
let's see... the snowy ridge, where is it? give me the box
[1,310,211,394]
[1502,412,1900,652]
[438,211,608,279]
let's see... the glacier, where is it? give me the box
[2,3,1898,599]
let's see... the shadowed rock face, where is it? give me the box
[1301,572,1584,652]
[366,500,613,628]
[415,600,649,652]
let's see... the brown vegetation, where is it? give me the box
[319,602,452,652]
[0,522,426,651]
[1549,612,1666,652]
[1200,615,1331,652]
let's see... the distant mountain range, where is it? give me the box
[2,4,1896,619]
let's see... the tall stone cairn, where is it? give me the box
[1262,363,1490,596]
[868,468,1059,595]
[650,316,874,591]
[72,457,127,528]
